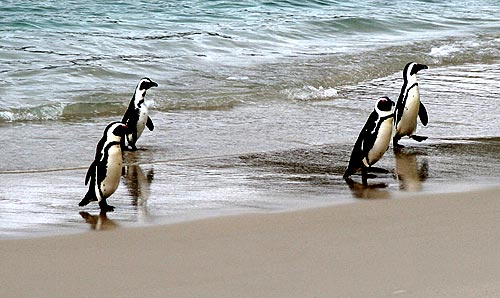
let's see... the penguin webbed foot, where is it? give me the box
[99,200,115,212]
[344,165,389,186]
[361,167,389,185]
[409,135,428,142]
[344,172,387,187]
[122,144,138,151]
[366,167,390,174]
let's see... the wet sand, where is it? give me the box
[2,186,500,298]
[2,135,500,238]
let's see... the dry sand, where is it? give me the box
[2,187,500,298]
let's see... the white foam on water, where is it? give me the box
[429,44,461,57]
[284,86,339,101]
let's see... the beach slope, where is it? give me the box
[2,188,500,298]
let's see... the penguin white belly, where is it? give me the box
[100,145,123,199]
[136,107,148,139]
[367,118,393,165]
[396,89,420,136]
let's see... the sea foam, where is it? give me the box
[284,86,339,101]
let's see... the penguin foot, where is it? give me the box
[99,201,115,212]
[410,135,428,142]
[345,175,389,191]
[122,145,138,152]
[367,167,390,174]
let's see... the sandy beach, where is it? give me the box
[2,187,500,298]
[2,2,500,297]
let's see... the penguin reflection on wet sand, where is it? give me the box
[79,122,129,212]
[122,77,158,151]
[394,149,429,191]
[122,159,154,206]
[80,211,118,231]
[344,97,395,185]
[393,62,429,147]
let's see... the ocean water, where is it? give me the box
[1,0,500,237]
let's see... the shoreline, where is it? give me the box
[2,186,500,297]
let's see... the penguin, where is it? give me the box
[393,62,429,147]
[344,96,395,184]
[122,77,158,151]
[79,122,129,212]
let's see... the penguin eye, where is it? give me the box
[112,125,126,136]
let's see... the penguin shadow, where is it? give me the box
[394,148,429,191]
[79,211,118,231]
[344,175,391,200]
[122,152,154,207]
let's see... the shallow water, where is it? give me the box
[1,135,500,238]
[1,1,500,237]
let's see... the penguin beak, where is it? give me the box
[417,64,428,71]
[411,63,428,75]
[140,80,158,91]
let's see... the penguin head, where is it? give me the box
[137,77,158,93]
[375,96,395,114]
[404,62,428,79]
[104,122,129,140]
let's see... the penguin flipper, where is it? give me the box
[78,197,90,207]
[418,102,428,126]
[121,111,130,124]
[122,101,135,123]
[85,161,97,185]
[79,190,97,207]
[344,112,377,179]
[146,116,154,131]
